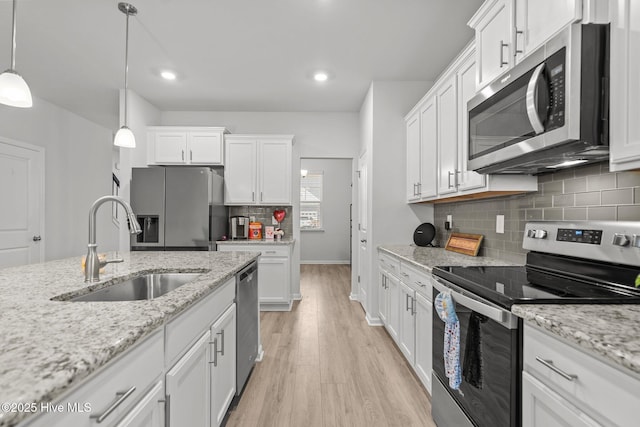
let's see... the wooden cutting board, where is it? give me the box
[445,232,483,256]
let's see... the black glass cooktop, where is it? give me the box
[432,256,640,310]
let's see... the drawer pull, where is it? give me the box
[90,386,136,423]
[535,357,577,381]
[416,281,426,287]
[264,251,277,254]
[401,272,409,278]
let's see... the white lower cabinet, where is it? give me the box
[522,323,640,427]
[166,331,211,427]
[414,293,433,394]
[398,281,416,363]
[115,381,165,427]
[210,305,237,427]
[377,251,433,394]
[218,244,293,311]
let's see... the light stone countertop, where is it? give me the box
[379,244,640,378]
[512,304,640,377]
[217,238,295,246]
[0,250,259,427]
[378,244,518,273]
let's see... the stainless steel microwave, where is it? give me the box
[467,24,609,174]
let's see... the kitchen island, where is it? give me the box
[0,250,259,427]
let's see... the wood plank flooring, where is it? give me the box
[225,264,436,427]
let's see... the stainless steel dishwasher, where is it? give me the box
[236,261,258,395]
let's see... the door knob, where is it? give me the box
[360,239,367,243]
[32,235,42,242]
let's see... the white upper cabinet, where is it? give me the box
[437,76,459,196]
[419,99,438,199]
[224,135,293,206]
[406,111,421,202]
[147,127,227,165]
[469,0,514,89]
[515,0,582,63]
[610,0,640,171]
[470,0,584,89]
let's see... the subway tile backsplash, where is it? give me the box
[434,162,640,264]
[228,206,293,238]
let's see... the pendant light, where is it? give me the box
[114,2,137,148]
[0,0,32,108]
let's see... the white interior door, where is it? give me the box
[0,139,44,268]
[357,153,368,308]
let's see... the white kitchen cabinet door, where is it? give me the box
[260,140,292,205]
[457,51,485,192]
[378,270,389,325]
[419,98,438,199]
[414,293,432,394]
[398,281,416,364]
[471,0,514,89]
[115,381,164,427]
[210,304,236,427]
[437,77,459,196]
[610,0,640,171]
[515,0,582,63]
[189,132,223,165]
[166,331,210,427]
[258,256,290,305]
[153,131,188,164]
[224,140,257,204]
[406,111,422,202]
[522,372,600,427]
[385,274,400,343]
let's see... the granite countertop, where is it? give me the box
[217,238,295,246]
[378,244,518,273]
[0,250,259,427]
[512,304,640,377]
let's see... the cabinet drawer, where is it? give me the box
[166,277,235,367]
[523,324,640,426]
[218,244,289,258]
[258,246,290,257]
[399,262,432,299]
[26,330,164,427]
[378,253,400,276]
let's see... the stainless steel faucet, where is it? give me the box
[85,195,142,282]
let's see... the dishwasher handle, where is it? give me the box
[238,262,257,283]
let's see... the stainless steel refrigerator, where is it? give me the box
[130,167,228,251]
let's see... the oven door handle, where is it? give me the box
[526,63,546,134]
[433,280,505,323]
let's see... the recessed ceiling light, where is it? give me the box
[313,72,329,82]
[161,71,177,81]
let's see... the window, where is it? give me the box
[300,170,323,230]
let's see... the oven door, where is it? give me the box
[432,277,520,427]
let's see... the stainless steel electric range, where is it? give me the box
[430,221,640,427]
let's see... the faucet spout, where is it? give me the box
[85,195,141,282]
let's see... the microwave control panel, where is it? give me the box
[545,47,566,131]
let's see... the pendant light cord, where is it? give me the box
[123,4,130,128]
[10,0,17,70]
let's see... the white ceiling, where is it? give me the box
[0,0,482,128]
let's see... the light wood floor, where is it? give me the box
[225,264,435,427]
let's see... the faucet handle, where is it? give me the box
[100,258,124,267]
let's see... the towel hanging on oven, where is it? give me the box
[434,291,462,390]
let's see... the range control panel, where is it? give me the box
[556,228,602,244]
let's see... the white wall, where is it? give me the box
[357,81,436,322]
[0,97,118,261]
[161,111,360,299]
[300,158,352,264]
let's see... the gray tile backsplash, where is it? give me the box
[228,206,293,237]
[434,163,640,264]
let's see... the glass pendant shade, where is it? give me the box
[0,69,32,108]
[114,125,136,148]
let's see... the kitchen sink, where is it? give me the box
[69,272,203,302]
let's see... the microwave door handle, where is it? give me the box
[526,63,546,134]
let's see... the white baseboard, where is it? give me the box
[349,292,359,301]
[292,293,302,300]
[365,312,383,326]
[300,260,351,265]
